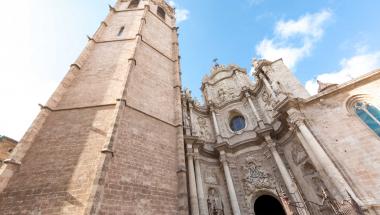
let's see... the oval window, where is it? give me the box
[230,116,245,132]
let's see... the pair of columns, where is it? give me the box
[245,91,309,214]
[186,143,242,215]
[186,143,207,215]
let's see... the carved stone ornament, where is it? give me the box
[205,169,218,185]
[291,143,307,165]
[197,117,212,141]
[287,111,305,127]
[217,88,227,103]
[261,90,276,110]
[182,107,190,128]
[207,188,224,215]
[242,156,276,209]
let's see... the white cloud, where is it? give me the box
[275,10,331,39]
[176,9,190,23]
[0,0,59,140]
[168,1,190,23]
[247,0,264,6]
[305,51,380,95]
[256,10,332,69]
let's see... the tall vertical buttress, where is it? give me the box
[0,1,187,214]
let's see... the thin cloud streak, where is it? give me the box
[255,9,332,69]
[168,0,190,23]
[305,51,380,95]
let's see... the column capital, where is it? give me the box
[209,102,216,112]
[186,152,195,158]
[219,151,228,164]
[244,91,251,98]
[193,147,200,160]
[264,135,276,148]
[287,110,305,127]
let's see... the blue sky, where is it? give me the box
[0,0,380,140]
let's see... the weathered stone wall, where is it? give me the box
[301,75,380,212]
[0,1,181,214]
[96,3,181,215]
[98,107,178,214]
[268,59,310,99]
[0,106,115,214]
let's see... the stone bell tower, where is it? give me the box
[0,0,187,214]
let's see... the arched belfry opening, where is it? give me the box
[254,195,286,215]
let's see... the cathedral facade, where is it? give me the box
[182,61,380,215]
[0,0,379,215]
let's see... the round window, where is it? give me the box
[230,116,245,132]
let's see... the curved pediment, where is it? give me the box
[202,64,246,87]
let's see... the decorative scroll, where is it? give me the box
[242,156,276,209]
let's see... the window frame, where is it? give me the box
[229,114,247,133]
[346,94,380,137]
[128,0,140,9]
[157,6,166,20]
[353,101,380,136]
[117,26,125,37]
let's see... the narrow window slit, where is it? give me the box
[157,7,166,20]
[118,26,125,36]
[128,0,140,9]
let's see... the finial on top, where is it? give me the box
[317,80,338,93]
[213,58,219,68]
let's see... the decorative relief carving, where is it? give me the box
[291,143,307,165]
[205,169,218,185]
[261,90,275,115]
[272,81,291,97]
[197,116,213,141]
[207,188,224,215]
[242,156,276,209]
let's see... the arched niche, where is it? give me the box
[254,194,286,215]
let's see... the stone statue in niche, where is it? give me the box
[182,106,190,129]
[291,143,307,165]
[205,169,218,185]
[272,81,288,97]
[261,91,275,115]
[302,161,317,176]
[242,156,276,209]
[184,88,192,99]
[207,188,224,215]
[197,117,211,141]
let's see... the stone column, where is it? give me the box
[220,151,241,215]
[259,73,277,100]
[210,105,223,143]
[245,92,261,121]
[210,107,220,136]
[189,103,198,136]
[264,136,309,215]
[245,92,266,129]
[288,109,361,203]
[187,143,200,215]
[194,147,208,215]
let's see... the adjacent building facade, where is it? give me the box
[0,0,379,215]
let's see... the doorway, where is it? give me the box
[254,195,286,215]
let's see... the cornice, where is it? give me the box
[304,68,380,104]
